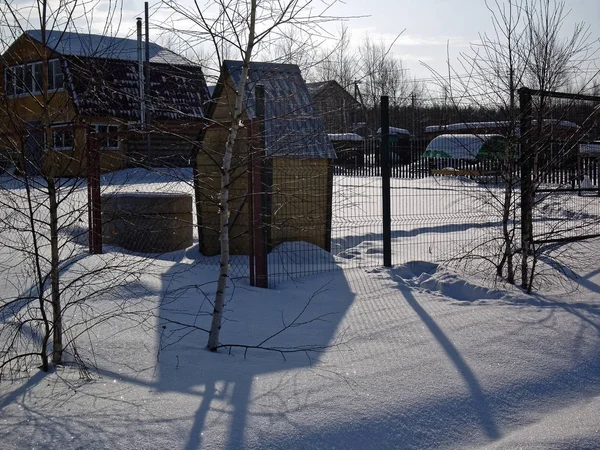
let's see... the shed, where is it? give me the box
[376,126,413,164]
[197,61,336,256]
[580,143,600,155]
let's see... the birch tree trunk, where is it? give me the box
[207,0,257,352]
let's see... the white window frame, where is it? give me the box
[51,124,74,151]
[4,59,64,98]
[48,59,64,91]
[92,124,120,150]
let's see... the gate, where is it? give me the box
[519,88,600,249]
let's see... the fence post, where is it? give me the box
[381,96,392,267]
[248,85,268,288]
[519,87,533,289]
[248,123,256,286]
[87,131,102,254]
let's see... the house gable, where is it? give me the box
[0,34,75,125]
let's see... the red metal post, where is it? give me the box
[248,123,256,286]
[253,85,268,288]
[249,119,268,288]
[87,132,102,254]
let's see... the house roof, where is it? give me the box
[65,56,210,121]
[25,30,191,65]
[580,143,600,154]
[213,60,335,159]
[306,81,331,97]
[3,31,210,121]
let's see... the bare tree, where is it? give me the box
[359,36,410,107]
[455,0,529,285]
[314,24,359,90]
[0,0,84,372]
[434,0,599,291]
[523,0,595,93]
[0,0,166,377]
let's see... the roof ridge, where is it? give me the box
[23,30,194,66]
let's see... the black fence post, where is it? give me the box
[381,96,392,267]
[519,87,533,289]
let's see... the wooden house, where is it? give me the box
[198,61,336,256]
[0,30,210,176]
[306,80,363,134]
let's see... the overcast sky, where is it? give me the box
[135,0,600,84]
[323,0,600,80]
[3,0,599,85]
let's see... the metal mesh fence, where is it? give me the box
[2,89,599,290]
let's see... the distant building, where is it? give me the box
[306,80,363,134]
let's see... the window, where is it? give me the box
[92,124,120,150]
[14,65,25,95]
[3,59,63,97]
[48,59,63,91]
[4,68,14,95]
[52,125,74,151]
[33,62,44,92]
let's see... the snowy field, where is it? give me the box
[1,169,599,449]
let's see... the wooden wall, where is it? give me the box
[197,125,252,256]
[197,127,332,256]
[270,158,331,251]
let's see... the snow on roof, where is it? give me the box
[328,133,364,141]
[580,143,600,154]
[426,120,579,134]
[25,30,193,66]
[425,123,508,133]
[424,125,445,133]
[424,134,504,159]
[445,121,507,131]
[376,126,410,136]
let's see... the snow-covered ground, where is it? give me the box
[1,169,599,449]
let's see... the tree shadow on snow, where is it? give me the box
[154,254,355,450]
[263,262,600,449]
